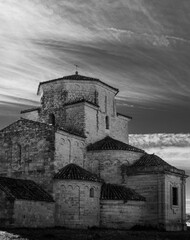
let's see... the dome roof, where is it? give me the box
[87,136,144,153]
[123,154,186,176]
[132,154,171,167]
[53,163,102,183]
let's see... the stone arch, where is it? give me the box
[104,160,111,167]
[68,185,74,191]
[61,138,65,145]
[59,185,66,199]
[85,185,89,195]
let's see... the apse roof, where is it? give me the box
[53,163,103,183]
[123,154,186,176]
[0,177,54,202]
[101,183,145,201]
[132,154,172,168]
[87,136,145,153]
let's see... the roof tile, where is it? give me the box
[0,177,54,202]
[101,183,145,201]
[54,163,103,183]
[124,154,186,176]
[38,73,119,93]
[87,136,145,153]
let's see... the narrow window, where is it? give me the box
[90,188,94,198]
[15,143,22,164]
[113,99,115,116]
[105,95,107,113]
[172,187,178,206]
[49,113,55,126]
[105,116,109,129]
[25,145,30,163]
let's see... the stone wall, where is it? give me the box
[0,190,14,227]
[164,174,185,231]
[100,200,145,229]
[37,79,129,144]
[84,105,129,144]
[111,115,129,143]
[38,80,97,126]
[14,200,55,228]
[0,120,55,193]
[53,180,101,228]
[86,150,144,184]
[54,131,85,171]
[64,103,85,136]
[125,174,165,228]
[124,173,186,230]
[84,104,99,144]
[38,79,117,111]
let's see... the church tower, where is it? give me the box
[22,72,131,144]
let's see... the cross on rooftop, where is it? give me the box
[75,64,79,75]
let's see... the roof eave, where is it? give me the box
[37,76,119,95]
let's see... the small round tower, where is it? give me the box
[53,163,102,228]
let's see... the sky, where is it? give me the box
[0,0,190,134]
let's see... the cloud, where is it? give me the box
[0,0,190,135]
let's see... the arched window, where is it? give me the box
[90,188,94,198]
[105,116,109,129]
[49,113,55,126]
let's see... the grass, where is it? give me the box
[1,227,190,240]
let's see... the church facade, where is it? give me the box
[0,72,187,231]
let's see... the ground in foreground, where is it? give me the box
[1,228,190,240]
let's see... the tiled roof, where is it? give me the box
[0,177,54,202]
[124,154,186,176]
[54,163,103,183]
[87,136,145,153]
[101,183,145,201]
[132,154,171,168]
[37,73,119,94]
[0,118,54,133]
[62,73,100,81]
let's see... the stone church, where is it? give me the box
[0,72,187,231]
